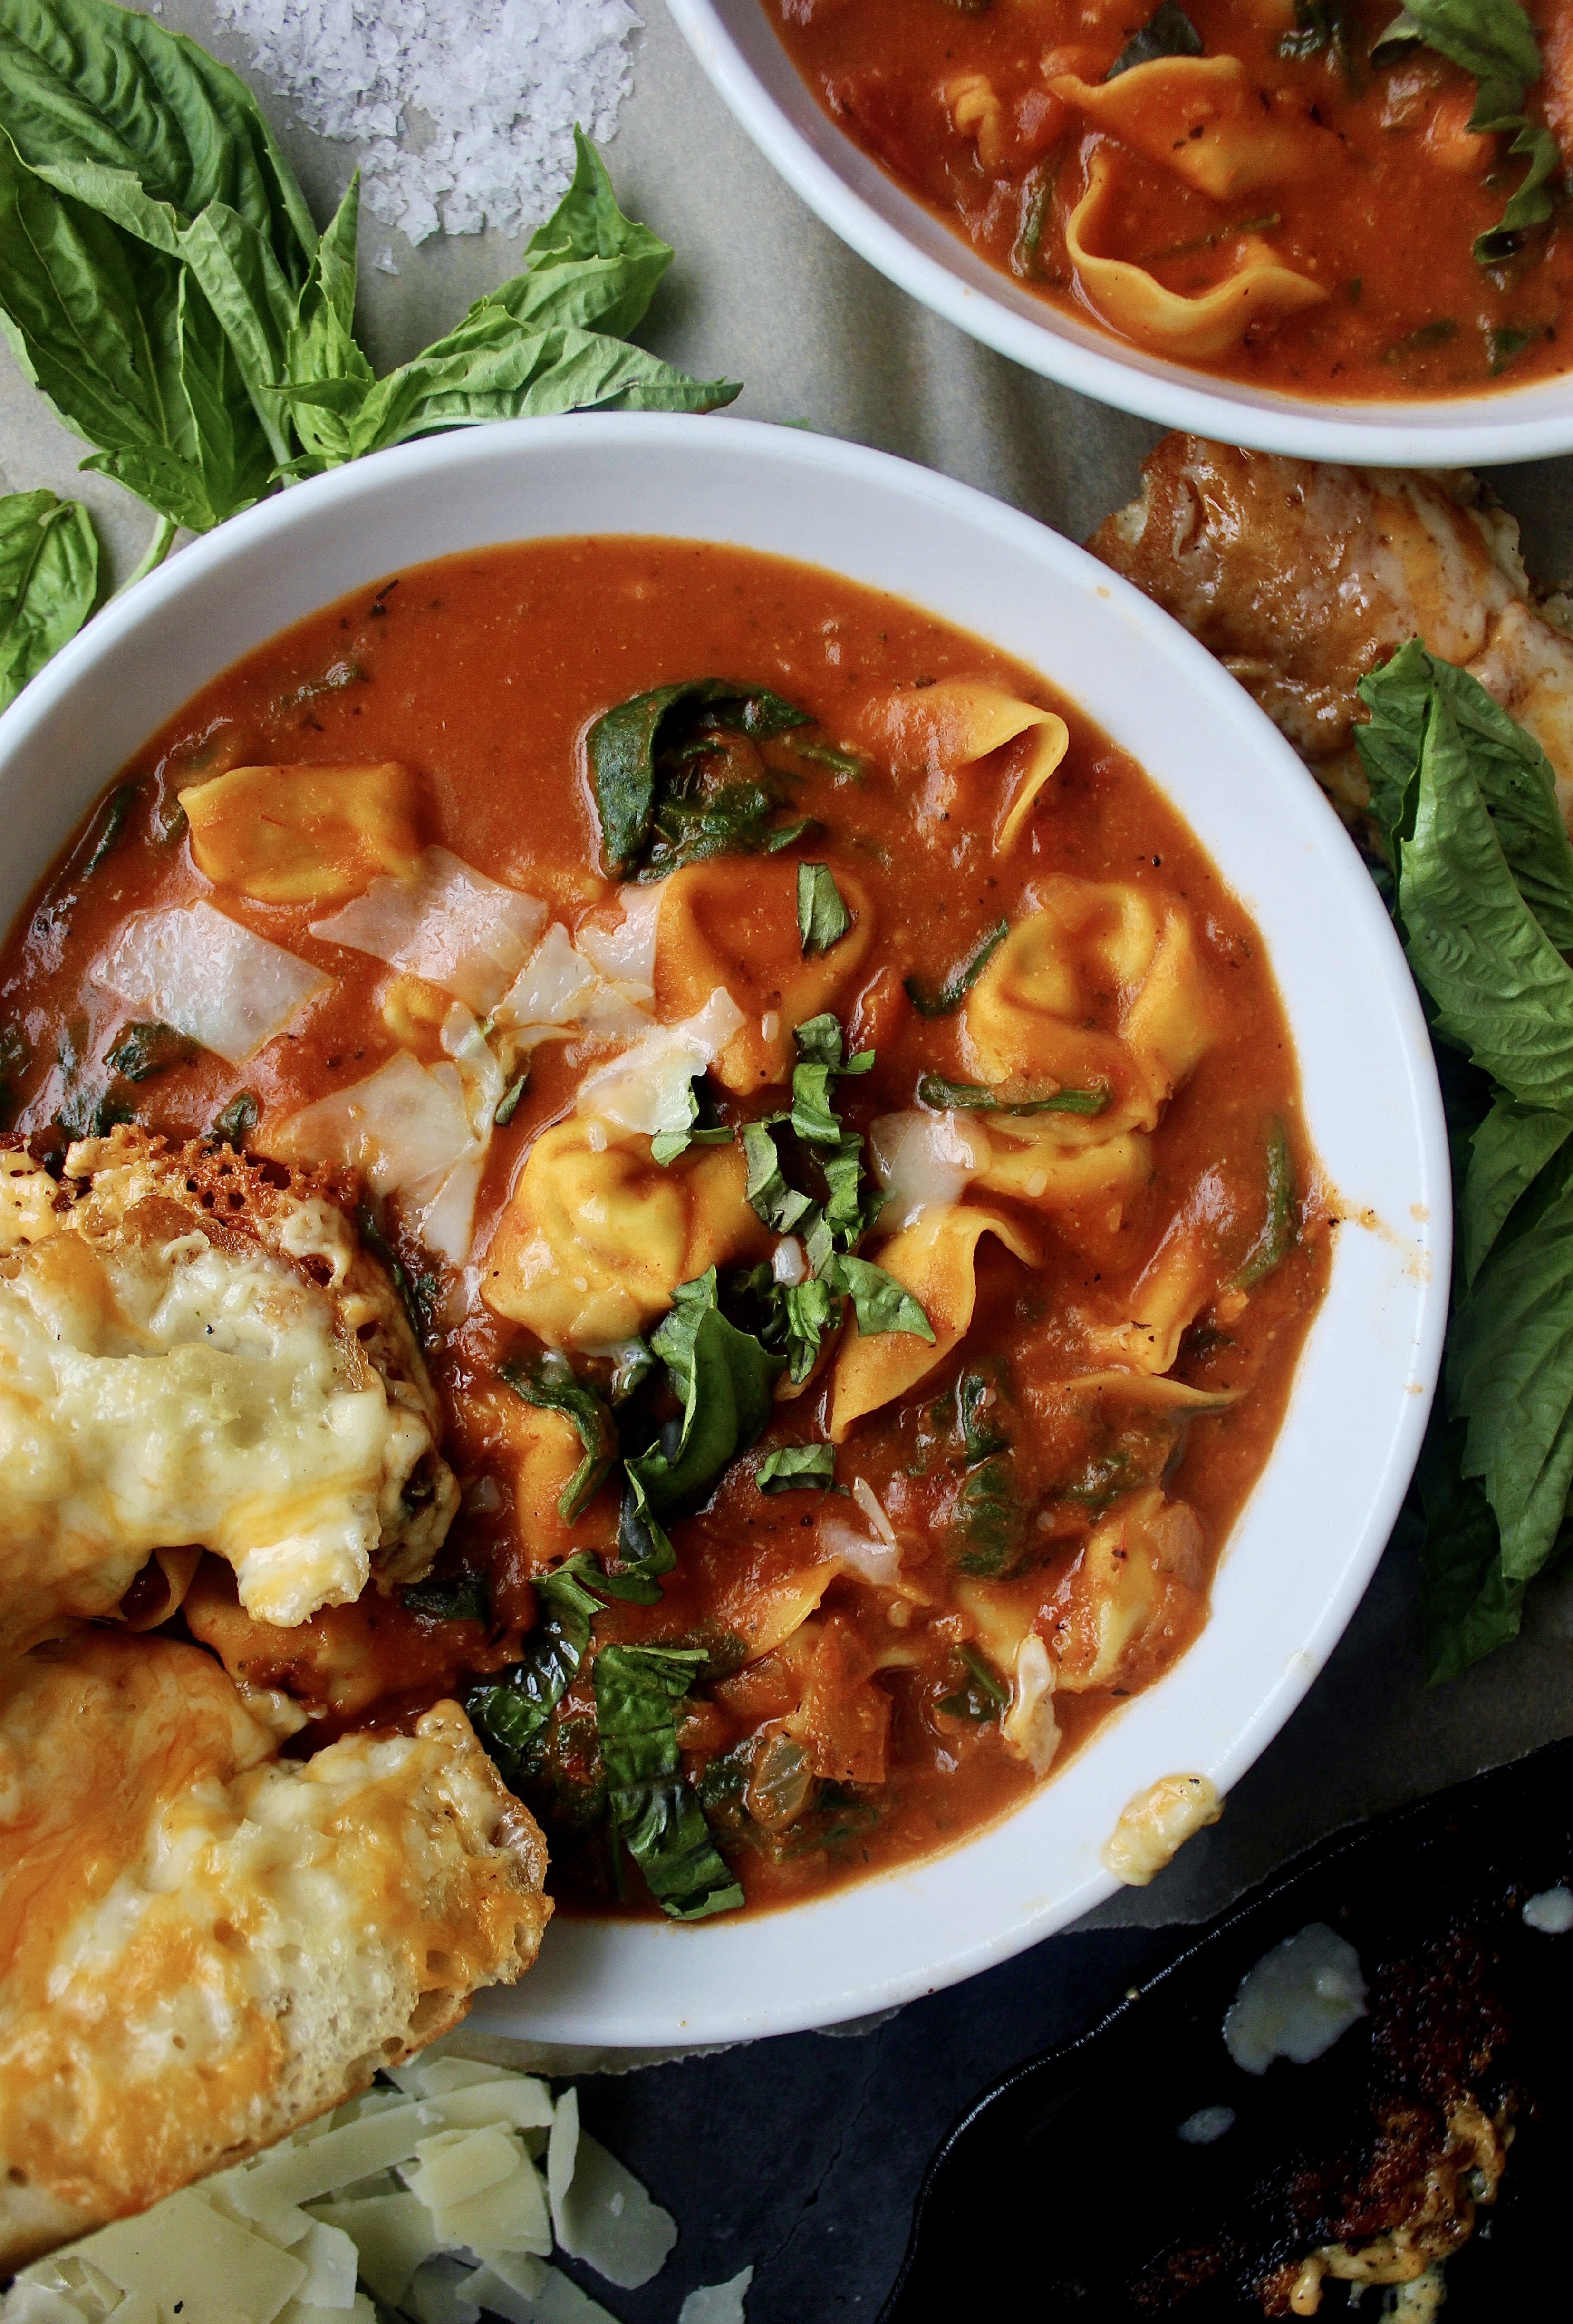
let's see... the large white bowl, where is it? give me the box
[668,0,1573,468]
[0,414,1447,2045]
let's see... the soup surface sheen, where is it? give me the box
[0,538,1327,1918]
[765,0,1573,401]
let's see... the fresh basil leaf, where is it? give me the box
[586,678,812,879]
[958,1366,1011,1461]
[829,1252,935,1342]
[601,1471,675,1604]
[491,127,673,340]
[916,1072,1109,1116]
[592,1642,743,1917]
[630,1267,783,1513]
[936,1641,1011,1721]
[757,1441,837,1492]
[1278,0,1362,80]
[1371,0,1541,91]
[1470,102,1560,264]
[210,1087,259,1149]
[494,1069,529,1127]
[743,1118,812,1234]
[779,1273,840,1383]
[466,1569,595,1789]
[105,1017,195,1081]
[1400,691,1573,1109]
[1417,1413,1525,1678]
[274,174,369,470]
[404,1568,490,1624]
[1355,635,1431,864]
[1450,1168,1573,1583]
[1107,0,1203,77]
[354,1198,437,1349]
[1229,1120,1296,1291]
[0,486,96,710]
[904,919,1009,1017]
[797,862,851,956]
[500,1353,617,1522]
[1461,1095,1573,1285]
[51,1015,131,1140]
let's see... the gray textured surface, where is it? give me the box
[2,0,1571,1945]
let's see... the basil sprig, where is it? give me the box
[1371,0,1560,264]
[1356,642,1573,1676]
[0,490,97,714]
[0,0,737,668]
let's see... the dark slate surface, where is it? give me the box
[557,1924,1179,2320]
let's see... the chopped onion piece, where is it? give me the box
[575,988,744,1137]
[869,1109,986,1229]
[96,901,328,1067]
[310,847,546,1014]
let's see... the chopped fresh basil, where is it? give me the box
[794,739,868,784]
[465,1560,599,1789]
[52,1016,131,1141]
[0,489,97,715]
[105,1019,196,1082]
[78,784,135,879]
[627,1267,782,1514]
[1467,103,1559,266]
[1486,320,1551,375]
[757,1441,837,1493]
[904,919,1009,1017]
[778,1273,839,1384]
[1383,319,1458,364]
[1356,644,1573,1674]
[1278,0,1362,80]
[797,862,852,956]
[210,1089,260,1149]
[649,1070,733,1167]
[829,1251,934,1343]
[355,1199,438,1349]
[937,1642,1011,1720]
[743,1117,812,1233]
[592,1641,743,1919]
[916,1072,1110,1117]
[494,1069,529,1126]
[586,676,813,878]
[500,1354,618,1521]
[958,1366,1011,1462]
[1229,1121,1296,1291]
[404,1568,491,1624]
[1107,0,1203,78]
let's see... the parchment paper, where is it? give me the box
[3,0,1570,1941]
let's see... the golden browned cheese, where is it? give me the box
[1090,435,1573,830]
[0,1128,458,1661]
[0,1631,550,2270]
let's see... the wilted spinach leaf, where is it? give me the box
[587,675,813,879]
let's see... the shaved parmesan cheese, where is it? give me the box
[575,988,744,1137]
[576,886,661,996]
[498,925,597,1029]
[392,2059,516,2099]
[468,2253,546,2301]
[545,2087,579,2247]
[410,1143,489,1266]
[232,2106,431,2214]
[97,902,328,1066]
[404,2256,481,2324]
[501,2269,617,2323]
[423,2081,555,2133]
[869,1110,985,1230]
[429,2156,551,2260]
[1224,1923,1367,2076]
[274,1052,475,1197]
[1,2290,93,2324]
[680,2268,755,2324]
[307,2198,438,2306]
[1000,1634,1060,1776]
[404,2127,518,2214]
[553,2130,677,2290]
[311,849,546,1014]
[59,2191,307,2324]
[288,2222,358,2310]
[276,2298,375,2324]
[816,1516,902,1588]
[850,1477,897,1543]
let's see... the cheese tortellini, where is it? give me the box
[180,761,424,904]
[830,1204,1034,1441]
[963,876,1216,1128]
[483,1117,768,1351]
[864,678,1068,851]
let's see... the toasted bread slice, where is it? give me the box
[0,1631,550,2271]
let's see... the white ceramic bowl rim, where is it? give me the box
[0,413,1449,2046]
[667,0,1573,467]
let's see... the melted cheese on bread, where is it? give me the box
[0,1632,550,2271]
[0,1129,458,1658]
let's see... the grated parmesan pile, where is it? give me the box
[209,0,644,244]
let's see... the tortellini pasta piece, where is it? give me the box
[863,678,1068,850]
[971,1117,1153,1215]
[1082,1196,1225,1374]
[483,1118,768,1350]
[461,1384,618,1566]
[1064,150,1326,361]
[963,877,1216,1129]
[179,761,423,904]
[1052,1488,1206,1692]
[830,1204,1035,1440]
[1050,57,1333,202]
[654,858,874,1091]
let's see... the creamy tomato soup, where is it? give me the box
[0,538,1328,1918]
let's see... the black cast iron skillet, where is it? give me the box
[880,1737,1573,2318]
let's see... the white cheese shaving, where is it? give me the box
[552,2132,678,2289]
[816,1515,903,1588]
[310,848,546,1014]
[96,901,328,1066]
[497,924,597,1029]
[680,2268,755,2324]
[1223,1922,1368,2076]
[48,2190,308,2324]
[1175,2106,1235,2146]
[308,2196,438,2306]
[271,1050,490,1260]
[1523,1883,1573,1933]
[404,2256,481,2324]
[1000,1634,1060,1777]
[869,1110,985,1229]
[573,987,744,1137]
[575,886,661,996]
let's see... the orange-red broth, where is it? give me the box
[768,0,1573,401]
[0,540,1327,1915]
